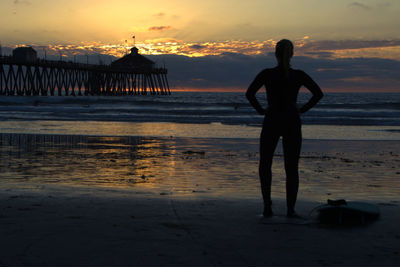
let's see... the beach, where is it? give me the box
[0,89,399,267]
[0,186,399,267]
[1,0,400,263]
[0,131,399,266]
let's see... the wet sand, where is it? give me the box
[0,186,399,266]
[0,134,399,202]
[0,135,399,266]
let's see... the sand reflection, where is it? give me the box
[0,133,399,202]
[0,134,175,190]
[0,133,261,197]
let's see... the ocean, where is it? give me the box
[1,92,400,126]
[0,92,399,140]
[0,91,399,200]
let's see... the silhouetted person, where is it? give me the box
[246,39,323,217]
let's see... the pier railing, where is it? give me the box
[0,56,170,96]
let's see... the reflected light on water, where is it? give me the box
[0,133,261,198]
[0,134,169,190]
[1,121,400,140]
[0,133,399,202]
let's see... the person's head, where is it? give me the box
[275,39,293,70]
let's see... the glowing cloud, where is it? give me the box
[148,26,173,32]
[6,38,400,61]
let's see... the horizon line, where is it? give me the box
[172,87,400,93]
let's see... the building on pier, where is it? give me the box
[12,46,37,63]
[111,47,154,71]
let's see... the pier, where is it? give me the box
[0,47,170,96]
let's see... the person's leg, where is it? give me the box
[282,122,302,216]
[259,126,280,216]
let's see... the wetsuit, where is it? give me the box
[247,66,323,214]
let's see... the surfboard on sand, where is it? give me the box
[317,200,380,225]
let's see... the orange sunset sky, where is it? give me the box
[1,0,399,92]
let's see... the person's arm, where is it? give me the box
[246,71,266,115]
[299,72,324,113]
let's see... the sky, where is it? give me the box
[1,0,400,92]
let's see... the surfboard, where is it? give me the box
[317,201,380,225]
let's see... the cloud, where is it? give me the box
[377,2,392,8]
[146,53,268,89]
[6,38,400,60]
[189,45,206,50]
[153,12,166,18]
[5,39,399,92]
[297,40,400,60]
[148,26,172,32]
[348,2,372,10]
[300,40,400,51]
[304,51,334,58]
[137,39,400,60]
[145,53,400,92]
[13,0,31,5]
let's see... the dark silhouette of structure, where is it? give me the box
[112,47,155,71]
[13,46,37,62]
[246,39,323,218]
[0,46,170,96]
